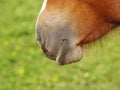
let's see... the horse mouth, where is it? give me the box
[42,40,83,65]
[44,49,83,65]
[56,45,83,65]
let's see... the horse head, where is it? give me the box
[36,0,120,65]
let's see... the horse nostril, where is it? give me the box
[61,39,67,45]
[62,39,66,41]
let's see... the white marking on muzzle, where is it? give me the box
[39,0,48,15]
[36,0,48,29]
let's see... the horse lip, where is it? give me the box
[56,56,65,65]
[43,50,56,60]
[45,52,56,60]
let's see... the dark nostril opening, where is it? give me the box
[61,39,67,45]
[62,39,66,41]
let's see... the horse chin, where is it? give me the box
[56,43,83,65]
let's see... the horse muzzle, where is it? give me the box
[36,21,83,65]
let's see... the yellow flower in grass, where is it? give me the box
[19,68,25,76]
[29,47,34,52]
[52,76,58,82]
[3,40,9,46]
[11,51,17,57]
[15,45,21,51]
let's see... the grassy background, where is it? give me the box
[0,0,120,90]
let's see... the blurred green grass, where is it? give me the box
[0,0,120,90]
